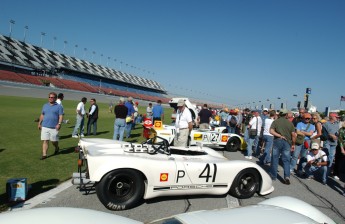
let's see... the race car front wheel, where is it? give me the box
[225,137,241,152]
[96,169,144,210]
[229,168,260,199]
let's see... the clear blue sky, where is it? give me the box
[1,0,344,111]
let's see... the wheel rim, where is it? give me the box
[227,138,240,151]
[238,173,257,195]
[108,174,135,202]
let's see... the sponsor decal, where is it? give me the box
[160,173,169,182]
[194,133,202,140]
[107,202,126,210]
[153,184,227,191]
[154,120,162,129]
[221,135,228,142]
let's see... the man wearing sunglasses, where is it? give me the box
[301,142,328,185]
[38,92,63,160]
[290,113,315,175]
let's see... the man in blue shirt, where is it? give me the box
[38,92,63,160]
[124,96,135,138]
[152,100,164,124]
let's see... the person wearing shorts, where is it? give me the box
[38,92,63,160]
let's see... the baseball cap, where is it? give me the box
[279,109,289,115]
[311,142,319,150]
[135,101,139,105]
[329,113,339,118]
[177,99,185,107]
[119,97,125,102]
[303,113,311,119]
[263,108,268,112]
[128,96,133,101]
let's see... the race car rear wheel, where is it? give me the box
[96,169,144,210]
[225,137,241,152]
[229,168,260,199]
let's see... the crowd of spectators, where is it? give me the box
[199,106,345,193]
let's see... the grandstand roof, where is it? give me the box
[0,34,166,92]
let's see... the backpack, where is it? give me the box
[320,125,328,141]
[229,116,237,127]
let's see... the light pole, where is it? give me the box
[100,54,103,64]
[74,44,78,56]
[40,32,46,47]
[83,48,87,59]
[9,20,15,38]
[53,37,57,50]
[23,26,28,42]
[92,51,95,61]
[63,41,67,54]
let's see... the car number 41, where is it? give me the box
[199,163,217,182]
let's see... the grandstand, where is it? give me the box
[0,34,170,103]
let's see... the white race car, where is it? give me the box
[0,196,335,224]
[72,137,273,211]
[150,125,247,152]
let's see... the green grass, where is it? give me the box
[0,95,173,210]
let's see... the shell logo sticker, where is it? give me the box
[160,173,169,182]
[194,133,202,140]
[154,121,163,129]
[221,135,228,142]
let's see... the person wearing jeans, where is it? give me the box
[245,111,262,160]
[290,113,315,173]
[322,113,340,176]
[113,97,128,141]
[301,142,328,185]
[259,110,276,164]
[72,97,87,138]
[269,109,296,185]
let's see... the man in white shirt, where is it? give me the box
[56,93,69,124]
[245,110,262,160]
[174,99,193,147]
[302,142,328,185]
[72,97,87,138]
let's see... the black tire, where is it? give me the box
[229,168,260,199]
[96,169,144,210]
[225,137,241,152]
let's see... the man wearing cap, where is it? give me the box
[269,109,296,185]
[113,97,128,141]
[323,112,340,176]
[174,99,193,147]
[290,113,315,174]
[152,100,164,124]
[301,142,328,185]
[124,96,135,138]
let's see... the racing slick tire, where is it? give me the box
[96,169,144,210]
[225,137,241,152]
[229,168,260,199]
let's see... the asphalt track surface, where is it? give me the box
[1,81,345,223]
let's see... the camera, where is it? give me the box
[312,159,320,166]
